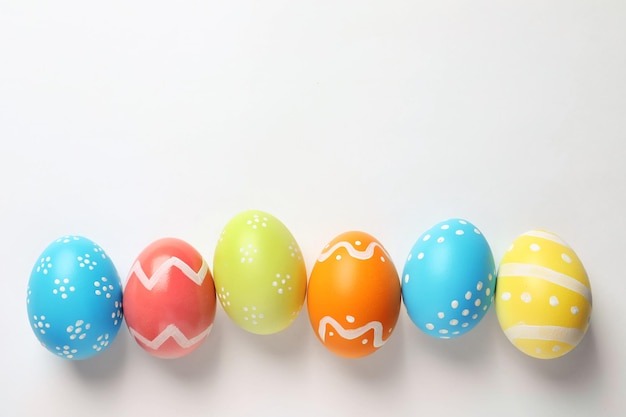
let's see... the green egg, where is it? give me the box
[213,210,307,335]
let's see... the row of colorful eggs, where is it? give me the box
[26,210,592,361]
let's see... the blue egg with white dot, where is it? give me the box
[27,236,123,359]
[401,219,496,339]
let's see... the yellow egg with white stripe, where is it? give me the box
[496,230,592,359]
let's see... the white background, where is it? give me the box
[1,1,625,416]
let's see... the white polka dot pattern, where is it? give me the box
[402,219,496,339]
[26,236,123,360]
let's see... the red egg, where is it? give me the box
[123,238,216,358]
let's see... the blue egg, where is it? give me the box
[401,219,496,339]
[26,236,123,359]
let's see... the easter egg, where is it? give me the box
[496,230,592,359]
[123,238,216,359]
[307,231,401,358]
[213,210,306,335]
[26,236,123,360]
[402,219,496,339]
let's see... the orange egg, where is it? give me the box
[307,231,401,358]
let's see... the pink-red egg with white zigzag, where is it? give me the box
[123,238,216,359]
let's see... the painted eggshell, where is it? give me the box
[496,230,592,359]
[213,210,307,335]
[26,236,123,360]
[307,231,401,358]
[402,219,496,339]
[123,238,216,359]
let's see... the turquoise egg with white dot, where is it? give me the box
[401,219,496,339]
[27,236,123,359]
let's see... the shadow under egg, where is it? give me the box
[71,326,128,382]
[247,305,313,361]
[405,307,499,368]
[324,308,407,384]
[521,324,602,389]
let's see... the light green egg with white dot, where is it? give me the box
[213,210,307,335]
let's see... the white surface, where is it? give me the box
[1,1,625,416]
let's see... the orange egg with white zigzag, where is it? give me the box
[307,231,401,358]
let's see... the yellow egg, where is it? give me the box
[495,230,592,359]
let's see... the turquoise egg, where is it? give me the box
[26,236,123,359]
[401,219,496,339]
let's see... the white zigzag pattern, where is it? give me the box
[128,256,208,290]
[129,323,213,350]
[317,241,389,262]
[318,316,387,348]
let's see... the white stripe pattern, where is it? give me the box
[128,256,208,290]
[318,241,389,262]
[318,316,387,348]
[498,262,591,301]
[521,230,570,247]
[129,323,213,350]
[504,324,584,346]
